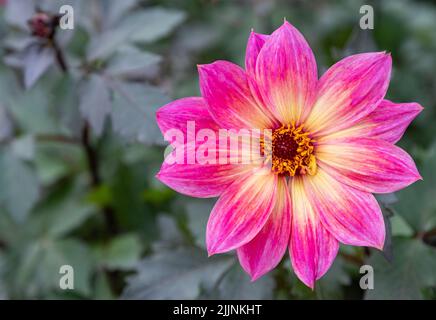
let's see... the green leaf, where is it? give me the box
[204,263,274,300]
[8,77,61,135]
[0,104,13,142]
[122,247,233,299]
[110,81,168,145]
[125,8,186,43]
[23,44,55,89]
[10,238,94,297]
[10,134,35,161]
[87,7,185,61]
[0,252,8,299]
[79,74,111,136]
[106,0,139,26]
[391,214,414,237]
[0,151,40,222]
[365,238,436,299]
[31,185,96,238]
[184,199,213,249]
[315,258,351,299]
[106,46,161,79]
[34,142,83,185]
[94,233,142,271]
[4,0,35,29]
[93,272,115,300]
[394,145,436,232]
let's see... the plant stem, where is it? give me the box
[81,122,119,236]
[50,30,122,295]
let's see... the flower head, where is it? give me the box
[156,21,422,288]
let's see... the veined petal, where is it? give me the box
[245,31,269,77]
[156,97,219,141]
[302,169,385,249]
[207,167,277,255]
[316,137,421,193]
[306,52,392,137]
[289,176,339,289]
[255,21,317,125]
[198,61,273,129]
[320,100,423,143]
[157,139,256,198]
[245,32,278,127]
[237,177,291,281]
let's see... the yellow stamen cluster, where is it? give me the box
[261,123,317,176]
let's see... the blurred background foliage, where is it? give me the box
[0,0,435,300]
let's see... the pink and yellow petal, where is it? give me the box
[198,61,273,130]
[316,137,421,194]
[289,176,339,289]
[237,177,291,281]
[255,21,317,125]
[319,100,423,143]
[157,139,256,198]
[306,52,392,137]
[302,169,385,249]
[245,31,269,77]
[207,167,278,255]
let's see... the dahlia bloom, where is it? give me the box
[156,21,422,288]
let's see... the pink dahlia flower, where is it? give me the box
[156,21,422,288]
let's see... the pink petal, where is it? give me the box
[198,61,273,129]
[237,177,291,281]
[316,137,422,193]
[207,167,278,255]
[244,32,278,126]
[302,169,385,249]
[289,176,339,289]
[320,100,423,143]
[156,97,219,140]
[306,52,392,137]
[245,31,269,77]
[255,21,317,125]
[157,141,253,198]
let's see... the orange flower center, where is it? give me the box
[262,124,317,176]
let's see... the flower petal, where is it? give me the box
[198,61,273,129]
[316,137,421,193]
[237,177,291,280]
[156,97,219,140]
[302,169,385,249]
[255,21,318,125]
[289,176,339,289]
[157,139,255,198]
[207,167,277,254]
[306,52,392,137]
[245,31,269,77]
[320,100,423,143]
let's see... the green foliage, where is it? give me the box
[0,0,435,300]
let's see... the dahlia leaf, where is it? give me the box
[78,74,111,136]
[93,233,142,271]
[87,7,185,61]
[0,151,40,223]
[185,199,213,249]
[365,238,436,299]
[121,247,233,299]
[0,105,13,142]
[106,46,161,79]
[110,81,168,145]
[23,44,55,89]
[12,238,94,297]
[204,264,274,300]
[394,144,436,232]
